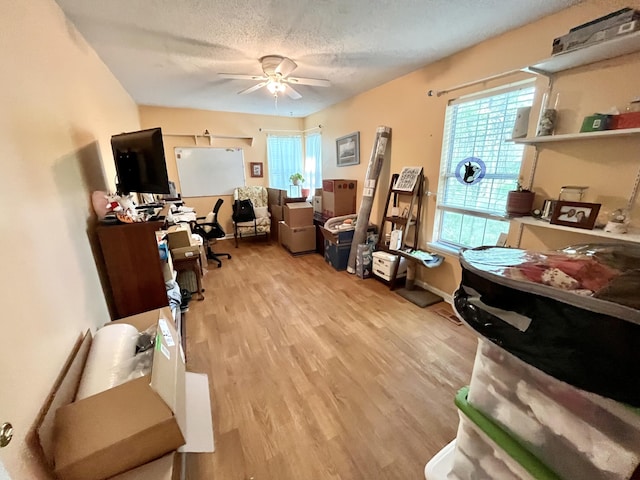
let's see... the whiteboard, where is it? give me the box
[175,147,246,197]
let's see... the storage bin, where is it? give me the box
[324,239,351,271]
[452,387,561,480]
[424,440,455,480]
[372,251,407,281]
[467,338,640,480]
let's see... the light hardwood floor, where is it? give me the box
[184,240,478,480]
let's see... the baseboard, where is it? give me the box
[414,279,453,305]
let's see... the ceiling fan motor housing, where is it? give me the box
[260,55,297,77]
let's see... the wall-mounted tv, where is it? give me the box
[111,127,170,195]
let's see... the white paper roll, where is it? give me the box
[76,324,139,400]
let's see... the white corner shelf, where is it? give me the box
[515,216,640,244]
[510,128,640,145]
[526,30,640,75]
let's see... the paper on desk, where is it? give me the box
[172,212,197,222]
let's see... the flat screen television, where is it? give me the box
[111,127,170,195]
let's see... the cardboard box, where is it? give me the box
[267,188,288,207]
[166,225,192,249]
[372,251,407,281]
[54,308,186,480]
[322,179,357,218]
[110,452,181,480]
[284,202,314,227]
[278,221,286,247]
[171,245,200,260]
[280,223,316,253]
[270,203,285,222]
[324,239,351,271]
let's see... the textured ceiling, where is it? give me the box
[55,0,579,117]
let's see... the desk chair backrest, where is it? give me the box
[202,198,225,238]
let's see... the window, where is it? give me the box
[304,132,322,191]
[267,134,302,190]
[267,132,322,191]
[434,81,535,250]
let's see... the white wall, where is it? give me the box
[0,1,140,477]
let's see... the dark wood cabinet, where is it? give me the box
[97,220,168,319]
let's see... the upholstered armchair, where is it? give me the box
[232,186,271,247]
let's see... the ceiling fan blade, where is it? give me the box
[275,57,297,78]
[285,76,331,87]
[284,85,302,100]
[219,73,267,81]
[238,82,267,95]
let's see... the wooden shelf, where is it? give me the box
[383,216,414,226]
[514,216,640,244]
[510,128,640,145]
[165,132,254,146]
[526,30,640,75]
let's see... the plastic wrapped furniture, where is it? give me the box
[454,244,640,407]
[232,186,271,247]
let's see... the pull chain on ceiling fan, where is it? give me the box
[219,55,330,100]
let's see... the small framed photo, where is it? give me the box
[250,162,263,178]
[336,132,360,167]
[550,201,601,230]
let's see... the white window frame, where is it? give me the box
[432,80,536,253]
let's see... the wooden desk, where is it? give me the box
[172,255,204,300]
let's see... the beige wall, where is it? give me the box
[305,0,640,296]
[0,1,140,478]
[3,1,639,476]
[139,106,302,232]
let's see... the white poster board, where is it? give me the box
[175,147,245,197]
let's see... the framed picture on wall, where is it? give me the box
[250,162,263,178]
[336,132,360,167]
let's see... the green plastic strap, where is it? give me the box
[455,387,562,480]
[155,332,162,351]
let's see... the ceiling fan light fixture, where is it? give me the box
[267,81,286,94]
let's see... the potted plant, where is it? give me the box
[506,182,535,217]
[290,172,304,186]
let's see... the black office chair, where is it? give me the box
[190,199,232,268]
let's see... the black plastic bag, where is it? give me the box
[232,199,255,223]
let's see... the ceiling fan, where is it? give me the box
[219,55,330,100]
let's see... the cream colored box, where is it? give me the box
[372,251,407,281]
[312,196,322,213]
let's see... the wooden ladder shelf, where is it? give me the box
[376,168,424,289]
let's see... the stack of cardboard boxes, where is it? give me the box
[279,202,316,254]
[268,187,307,243]
[319,179,358,269]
